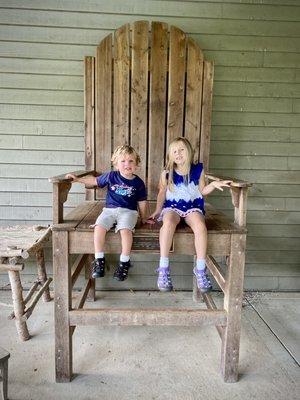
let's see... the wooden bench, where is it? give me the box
[0,226,52,341]
[49,21,251,383]
[0,347,10,400]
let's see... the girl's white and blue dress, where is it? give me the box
[159,162,205,220]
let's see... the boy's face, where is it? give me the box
[115,153,137,179]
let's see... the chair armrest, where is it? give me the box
[206,173,252,227]
[206,173,252,188]
[49,170,98,224]
[49,170,96,183]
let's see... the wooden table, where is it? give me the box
[0,226,52,341]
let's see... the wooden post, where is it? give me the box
[221,233,246,383]
[192,256,202,302]
[53,231,72,382]
[7,270,30,341]
[86,255,95,301]
[36,249,51,302]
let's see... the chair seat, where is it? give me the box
[53,201,244,234]
[53,201,244,256]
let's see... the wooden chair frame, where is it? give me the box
[49,21,251,383]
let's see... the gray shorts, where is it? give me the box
[94,207,139,232]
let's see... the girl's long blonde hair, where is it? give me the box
[164,137,194,191]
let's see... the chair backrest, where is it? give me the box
[84,21,214,201]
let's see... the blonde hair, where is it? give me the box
[164,137,194,191]
[111,144,141,166]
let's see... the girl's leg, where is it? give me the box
[160,211,181,257]
[157,211,180,291]
[185,212,212,292]
[184,212,207,260]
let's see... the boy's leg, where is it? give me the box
[92,225,107,278]
[119,228,133,256]
[113,228,133,281]
[94,225,107,253]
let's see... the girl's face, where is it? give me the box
[115,153,137,179]
[170,142,188,166]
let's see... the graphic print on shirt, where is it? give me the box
[111,184,135,197]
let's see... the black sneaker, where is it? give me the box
[113,260,132,281]
[91,257,105,278]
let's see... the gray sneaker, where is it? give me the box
[193,267,212,293]
[156,267,173,292]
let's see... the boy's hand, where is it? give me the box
[212,180,232,191]
[65,173,77,181]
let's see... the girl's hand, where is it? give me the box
[148,209,161,220]
[212,180,232,191]
[141,217,156,225]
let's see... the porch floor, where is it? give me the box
[0,290,299,400]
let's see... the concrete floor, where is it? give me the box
[0,290,299,400]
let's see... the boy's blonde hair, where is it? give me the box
[111,144,141,166]
[164,137,194,190]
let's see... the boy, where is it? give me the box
[66,145,150,281]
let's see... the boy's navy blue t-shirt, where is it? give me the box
[96,171,147,211]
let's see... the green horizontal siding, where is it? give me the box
[0,0,299,291]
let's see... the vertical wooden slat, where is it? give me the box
[166,26,186,147]
[114,23,130,147]
[200,61,214,173]
[95,35,112,178]
[131,20,149,183]
[221,233,246,382]
[148,21,168,199]
[185,38,204,163]
[53,231,72,382]
[84,56,95,201]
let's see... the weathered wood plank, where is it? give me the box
[95,34,112,177]
[200,61,214,172]
[113,23,130,147]
[185,37,203,161]
[148,21,168,199]
[130,20,149,183]
[69,308,227,326]
[166,25,186,145]
[53,231,72,382]
[84,56,95,201]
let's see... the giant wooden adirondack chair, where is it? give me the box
[50,21,251,383]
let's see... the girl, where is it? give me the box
[149,137,232,292]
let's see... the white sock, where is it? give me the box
[120,254,130,263]
[159,257,169,269]
[196,259,206,271]
[95,252,104,259]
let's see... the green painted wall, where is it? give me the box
[0,0,299,290]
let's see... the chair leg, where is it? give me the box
[86,255,95,301]
[0,360,8,400]
[192,256,203,302]
[8,270,30,341]
[53,231,72,383]
[221,233,246,383]
[36,248,51,302]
